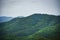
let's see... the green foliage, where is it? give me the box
[0,14,60,40]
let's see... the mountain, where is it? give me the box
[0,14,60,40]
[0,16,13,23]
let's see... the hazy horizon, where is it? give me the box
[0,0,60,17]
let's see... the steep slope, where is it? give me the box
[0,14,60,40]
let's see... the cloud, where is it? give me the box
[1,0,60,17]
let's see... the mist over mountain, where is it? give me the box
[0,14,60,40]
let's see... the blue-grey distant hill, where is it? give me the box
[0,16,13,23]
[0,16,25,23]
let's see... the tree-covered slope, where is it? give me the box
[26,24,60,40]
[0,14,60,40]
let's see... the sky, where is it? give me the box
[0,0,60,17]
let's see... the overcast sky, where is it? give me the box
[0,0,60,17]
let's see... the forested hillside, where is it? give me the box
[0,14,60,40]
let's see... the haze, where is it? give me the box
[0,0,60,17]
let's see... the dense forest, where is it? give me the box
[0,14,60,40]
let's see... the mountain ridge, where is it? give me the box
[0,14,60,40]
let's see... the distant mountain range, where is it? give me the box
[0,16,13,23]
[0,14,60,40]
[0,16,24,23]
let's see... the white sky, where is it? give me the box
[0,0,60,17]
